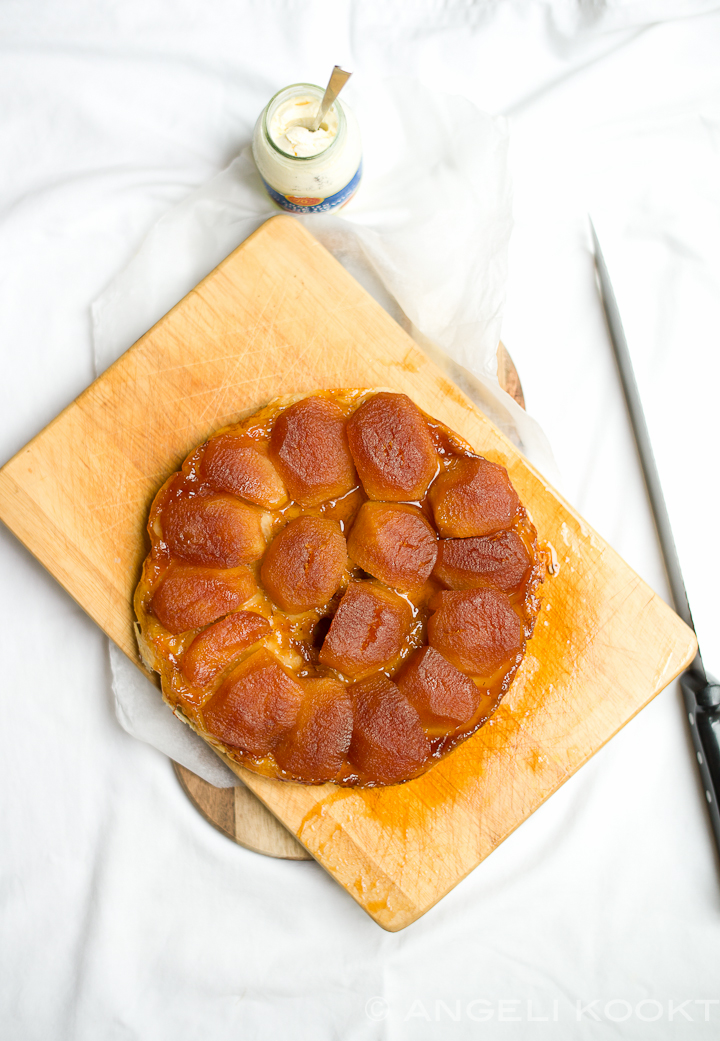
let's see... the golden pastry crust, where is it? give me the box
[134,389,547,786]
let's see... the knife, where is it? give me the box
[589,219,720,857]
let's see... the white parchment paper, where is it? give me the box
[92,79,557,786]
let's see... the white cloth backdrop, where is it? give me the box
[2,2,720,1039]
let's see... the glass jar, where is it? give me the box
[252,83,362,214]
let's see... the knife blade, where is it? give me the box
[589,218,720,857]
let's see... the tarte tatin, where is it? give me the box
[134,390,546,787]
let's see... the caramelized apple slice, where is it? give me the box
[200,435,287,508]
[433,530,531,592]
[429,456,520,538]
[346,392,438,501]
[269,396,357,506]
[396,646,480,727]
[346,502,437,592]
[428,589,523,675]
[150,564,257,635]
[180,611,271,687]
[318,581,412,677]
[162,495,265,568]
[202,649,303,756]
[348,674,430,784]
[261,515,347,613]
[274,678,353,782]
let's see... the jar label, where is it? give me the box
[261,162,362,214]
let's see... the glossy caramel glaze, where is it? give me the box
[134,389,550,786]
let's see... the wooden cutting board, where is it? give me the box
[0,215,696,930]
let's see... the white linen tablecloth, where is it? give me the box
[2,3,720,1038]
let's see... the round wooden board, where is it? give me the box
[173,761,311,860]
[173,346,525,859]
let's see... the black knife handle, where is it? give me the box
[679,670,720,854]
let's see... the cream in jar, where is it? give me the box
[253,83,362,213]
